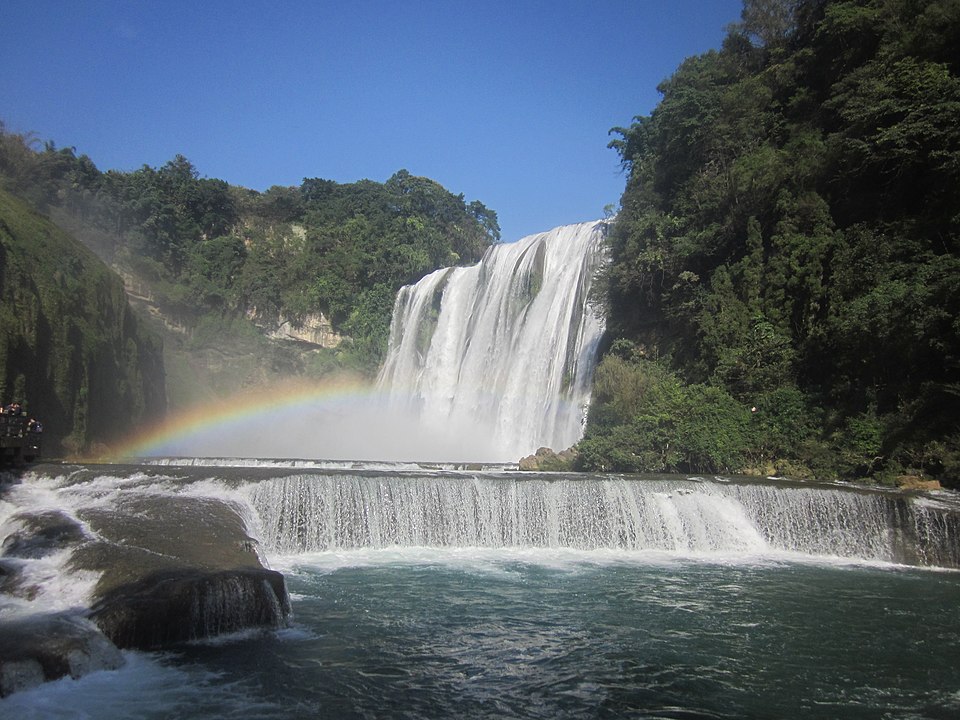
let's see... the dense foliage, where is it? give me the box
[0,128,499,375]
[0,188,165,455]
[581,0,960,485]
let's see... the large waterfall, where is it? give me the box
[376,221,606,461]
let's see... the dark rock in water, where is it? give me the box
[1,510,88,558]
[0,613,125,697]
[0,559,19,595]
[71,493,291,650]
[91,568,289,650]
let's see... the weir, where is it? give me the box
[376,221,606,461]
[244,471,960,568]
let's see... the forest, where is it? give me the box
[0,124,499,452]
[579,0,960,486]
[0,133,498,369]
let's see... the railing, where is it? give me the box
[0,412,42,462]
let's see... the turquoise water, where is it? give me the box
[4,464,960,719]
[8,551,959,719]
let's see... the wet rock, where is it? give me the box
[91,568,289,650]
[1,510,87,558]
[0,613,125,697]
[72,493,290,650]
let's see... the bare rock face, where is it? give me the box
[255,311,344,348]
[518,446,578,471]
[896,475,942,491]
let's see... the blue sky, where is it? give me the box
[2,1,743,242]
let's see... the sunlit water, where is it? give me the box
[3,463,960,719]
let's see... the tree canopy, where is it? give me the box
[0,124,499,374]
[585,0,960,485]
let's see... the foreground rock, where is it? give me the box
[0,488,290,694]
[519,446,579,471]
[1,509,88,559]
[0,614,124,697]
[74,493,290,649]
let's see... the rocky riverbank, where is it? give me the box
[0,468,290,696]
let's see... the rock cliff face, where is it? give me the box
[261,311,344,349]
[0,189,166,457]
[0,473,290,696]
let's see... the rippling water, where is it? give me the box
[6,550,960,719]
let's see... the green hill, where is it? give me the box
[0,124,499,435]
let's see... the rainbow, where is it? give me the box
[105,378,378,460]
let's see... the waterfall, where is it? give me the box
[376,221,606,461]
[245,473,960,567]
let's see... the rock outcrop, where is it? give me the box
[74,493,290,649]
[518,446,579,471]
[896,475,942,491]
[254,311,344,349]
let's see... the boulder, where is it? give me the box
[0,613,124,697]
[91,568,289,649]
[72,493,291,650]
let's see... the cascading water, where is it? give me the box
[4,463,960,718]
[244,470,960,567]
[376,220,606,461]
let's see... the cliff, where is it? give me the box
[0,189,166,456]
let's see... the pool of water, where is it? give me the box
[6,550,960,719]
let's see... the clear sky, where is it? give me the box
[2,0,743,242]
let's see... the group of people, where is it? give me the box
[1,401,42,433]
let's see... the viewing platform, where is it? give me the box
[0,412,42,465]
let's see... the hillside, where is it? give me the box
[0,188,165,456]
[581,0,960,486]
[0,127,500,413]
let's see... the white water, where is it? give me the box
[241,470,960,568]
[376,221,606,461]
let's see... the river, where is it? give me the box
[2,460,959,719]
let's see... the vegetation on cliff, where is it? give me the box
[0,188,165,455]
[580,0,960,486]
[0,124,499,416]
